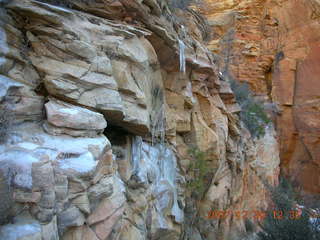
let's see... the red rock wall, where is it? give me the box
[269,0,320,202]
[203,0,320,202]
[201,0,278,97]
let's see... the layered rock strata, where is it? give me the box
[0,0,279,239]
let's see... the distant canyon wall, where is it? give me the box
[203,0,320,203]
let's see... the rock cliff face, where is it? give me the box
[202,0,320,204]
[0,0,279,239]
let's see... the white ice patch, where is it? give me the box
[34,0,73,14]
[2,122,109,177]
[30,128,109,155]
[132,137,159,183]
[58,152,97,173]
[0,151,39,189]
[178,39,186,73]
[0,217,41,240]
[59,108,79,115]
[0,75,23,101]
[16,142,39,151]
[131,137,184,224]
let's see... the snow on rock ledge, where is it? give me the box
[44,98,107,137]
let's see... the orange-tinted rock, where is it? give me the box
[203,0,320,201]
[202,0,278,95]
[270,0,320,201]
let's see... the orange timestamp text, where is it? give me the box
[206,209,308,221]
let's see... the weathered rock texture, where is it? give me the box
[0,0,279,239]
[201,0,277,96]
[202,0,320,203]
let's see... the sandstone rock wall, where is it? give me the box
[201,0,278,97]
[202,0,320,203]
[268,0,320,203]
[0,0,279,239]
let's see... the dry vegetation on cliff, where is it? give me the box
[258,178,320,240]
[187,148,214,199]
[230,79,271,138]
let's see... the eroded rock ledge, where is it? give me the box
[0,0,279,239]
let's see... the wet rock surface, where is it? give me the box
[0,0,280,239]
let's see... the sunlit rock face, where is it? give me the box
[5,0,162,136]
[202,0,320,203]
[0,0,280,239]
[200,0,277,96]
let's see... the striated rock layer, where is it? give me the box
[0,0,279,239]
[202,0,320,203]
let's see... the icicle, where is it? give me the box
[131,137,184,224]
[151,104,165,146]
[181,25,187,38]
[131,136,142,177]
[151,86,166,146]
[178,39,186,73]
[178,25,187,74]
[34,1,73,14]
[0,28,9,56]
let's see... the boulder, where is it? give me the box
[44,98,108,137]
[87,184,125,225]
[92,206,124,240]
[45,99,107,131]
[57,206,85,235]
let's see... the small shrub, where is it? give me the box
[240,101,271,138]
[187,148,211,199]
[229,79,271,138]
[258,178,320,240]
